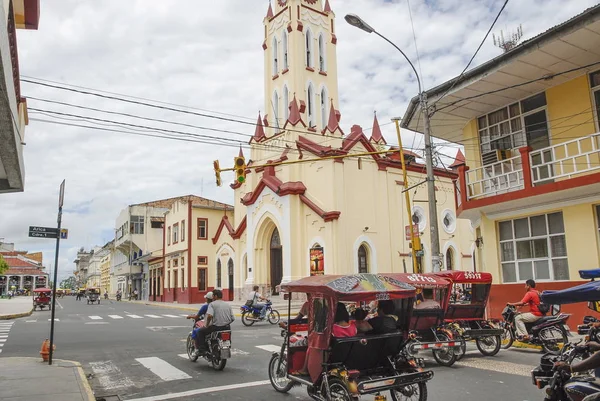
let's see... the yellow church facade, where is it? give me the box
[212,0,475,300]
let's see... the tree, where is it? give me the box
[59,276,76,290]
[0,255,8,275]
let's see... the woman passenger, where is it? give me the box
[332,302,357,337]
[353,308,372,334]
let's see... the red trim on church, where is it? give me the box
[211,216,247,245]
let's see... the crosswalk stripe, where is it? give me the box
[0,339,7,343]
[0,335,8,338]
[144,315,161,319]
[135,357,192,381]
[108,315,124,319]
[25,320,37,323]
[255,345,280,353]
[48,318,59,321]
[162,314,180,318]
[177,354,189,359]
[90,360,135,390]
[89,316,103,320]
[126,315,143,319]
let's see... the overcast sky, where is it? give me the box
[0,0,596,282]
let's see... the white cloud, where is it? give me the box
[0,0,596,281]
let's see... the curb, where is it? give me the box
[0,307,33,320]
[59,358,96,401]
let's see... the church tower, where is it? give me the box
[254,0,340,159]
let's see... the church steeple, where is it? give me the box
[262,0,340,142]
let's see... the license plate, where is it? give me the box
[221,340,231,348]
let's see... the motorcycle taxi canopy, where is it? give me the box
[433,271,493,284]
[33,288,52,294]
[540,280,600,305]
[579,269,600,280]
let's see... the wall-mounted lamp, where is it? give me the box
[475,237,484,248]
[363,227,369,232]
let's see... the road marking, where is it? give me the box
[47,318,60,322]
[124,379,271,401]
[179,314,189,317]
[177,354,189,359]
[456,357,535,377]
[25,320,37,323]
[162,314,180,318]
[89,316,103,320]
[0,335,8,338]
[108,315,124,319]
[135,357,192,381]
[85,322,109,325]
[89,360,135,390]
[255,345,280,353]
[231,348,250,356]
[144,315,161,318]
[126,315,143,319]
[0,339,6,343]
[147,326,188,332]
[57,300,64,309]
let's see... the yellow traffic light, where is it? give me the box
[213,160,222,187]
[234,156,246,184]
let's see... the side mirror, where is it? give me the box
[551,304,561,316]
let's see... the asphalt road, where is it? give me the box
[1,296,544,401]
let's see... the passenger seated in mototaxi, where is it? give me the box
[365,300,399,334]
[353,308,373,334]
[414,289,441,310]
[332,303,357,337]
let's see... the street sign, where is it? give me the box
[58,179,65,209]
[405,225,420,240]
[60,229,68,239]
[29,226,59,239]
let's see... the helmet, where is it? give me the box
[204,291,214,300]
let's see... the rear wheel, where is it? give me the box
[241,311,255,326]
[186,334,198,362]
[268,310,281,325]
[390,381,427,401]
[328,378,354,401]
[211,343,227,371]
[431,332,457,367]
[500,323,514,350]
[476,335,501,356]
[268,353,293,393]
[541,326,568,355]
[455,338,466,361]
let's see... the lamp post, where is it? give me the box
[345,13,442,272]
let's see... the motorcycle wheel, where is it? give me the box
[390,381,427,401]
[241,311,255,326]
[186,334,198,362]
[211,343,227,371]
[476,335,501,356]
[455,339,466,361]
[432,332,457,367]
[541,326,568,355]
[500,323,514,350]
[327,378,353,401]
[268,353,293,393]
[268,310,281,325]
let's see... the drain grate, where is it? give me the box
[95,396,121,401]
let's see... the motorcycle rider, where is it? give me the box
[555,329,600,400]
[186,292,213,353]
[507,279,543,341]
[195,289,234,356]
[247,285,268,319]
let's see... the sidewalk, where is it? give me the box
[124,298,305,316]
[0,297,33,320]
[0,357,95,401]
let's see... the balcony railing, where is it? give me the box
[465,154,524,200]
[530,133,600,185]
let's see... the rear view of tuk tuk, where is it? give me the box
[86,287,101,304]
[433,271,503,358]
[270,273,434,401]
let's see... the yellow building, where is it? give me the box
[401,5,600,300]
[100,242,113,295]
[212,0,475,301]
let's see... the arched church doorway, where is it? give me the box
[446,247,455,271]
[227,258,234,301]
[270,228,283,295]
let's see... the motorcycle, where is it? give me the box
[116,293,122,301]
[186,319,232,371]
[104,292,108,300]
[240,300,281,326]
[500,305,570,354]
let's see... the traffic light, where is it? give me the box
[234,156,246,184]
[213,160,222,187]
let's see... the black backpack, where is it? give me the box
[537,291,550,315]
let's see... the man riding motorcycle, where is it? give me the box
[186,292,213,353]
[195,289,234,356]
[507,279,543,341]
[246,285,268,319]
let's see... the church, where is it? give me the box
[211,0,475,301]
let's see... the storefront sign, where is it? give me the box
[310,246,324,276]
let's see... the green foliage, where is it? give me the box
[0,255,8,275]
[59,276,77,289]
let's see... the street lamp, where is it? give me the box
[345,13,442,272]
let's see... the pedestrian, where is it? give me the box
[133,288,138,300]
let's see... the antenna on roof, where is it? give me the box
[493,24,523,53]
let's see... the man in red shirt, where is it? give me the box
[507,279,543,340]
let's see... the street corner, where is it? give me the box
[0,308,33,320]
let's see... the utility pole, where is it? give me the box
[421,94,442,272]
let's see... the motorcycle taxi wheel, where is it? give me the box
[390,380,427,401]
[327,377,354,401]
[431,332,457,367]
[241,311,255,326]
[268,353,294,393]
[211,343,227,371]
[500,323,514,350]
[268,310,281,325]
[476,335,501,356]
[186,334,199,362]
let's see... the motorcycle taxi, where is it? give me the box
[432,271,503,359]
[268,273,434,401]
[33,288,52,311]
[85,287,101,304]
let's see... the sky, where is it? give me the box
[0,0,597,282]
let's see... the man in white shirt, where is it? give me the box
[246,285,268,319]
[196,289,234,355]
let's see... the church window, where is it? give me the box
[272,37,279,76]
[358,244,369,273]
[306,29,313,68]
[283,85,289,122]
[307,83,315,127]
[273,90,280,130]
[320,87,328,129]
[282,30,289,70]
[318,33,326,72]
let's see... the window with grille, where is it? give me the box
[499,212,568,283]
[358,244,368,273]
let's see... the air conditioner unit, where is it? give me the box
[482,150,511,165]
